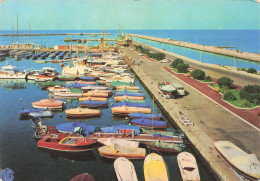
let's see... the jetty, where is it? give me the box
[128,33,260,62]
[121,46,260,181]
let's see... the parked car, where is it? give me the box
[160,59,170,63]
[139,54,143,56]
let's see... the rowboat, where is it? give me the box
[112,106,151,116]
[129,113,162,120]
[114,95,144,102]
[31,117,44,129]
[131,118,167,129]
[65,108,101,118]
[214,141,260,181]
[144,153,169,181]
[146,141,183,153]
[70,173,95,181]
[98,144,146,160]
[177,152,200,181]
[34,125,48,139]
[97,137,139,148]
[38,133,96,152]
[79,100,109,108]
[114,157,138,181]
[78,97,108,102]
[32,99,64,110]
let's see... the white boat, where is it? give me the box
[177,152,200,181]
[215,141,260,181]
[81,86,109,91]
[0,65,27,79]
[97,137,139,148]
[114,157,138,181]
[34,75,54,82]
[53,88,83,97]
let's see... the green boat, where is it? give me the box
[69,88,83,93]
[159,83,176,94]
[146,140,184,153]
[57,75,76,81]
[40,81,64,88]
[111,80,132,88]
[119,98,145,103]
[117,88,141,93]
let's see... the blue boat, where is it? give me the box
[19,108,46,117]
[78,76,96,81]
[29,110,53,118]
[63,82,93,89]
[100,125,140,135]
[56,121,96,136]
[131,118,167,129]
[79,100,109,108]
[0,168,14,181]
[115,91,145,97]
[128,113,162,120]
[32,55,38,60]
[112,102,149,108]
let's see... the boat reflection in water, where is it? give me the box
[0,79,26,89]
[38,147,96,161]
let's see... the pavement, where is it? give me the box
[121,46,260,181]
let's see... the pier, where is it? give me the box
[0,33,113,36]
[121,46,260,181]
[128,33,260,62]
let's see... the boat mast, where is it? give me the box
[17,13,19,44]
[70,35,72,67]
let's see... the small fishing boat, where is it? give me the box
[53,88,83,97]
[65,108,101,118]
[129,113,162,120]
[40,82,64,89]
[97,137,139,147]
[112,101,149,108]
[32,99,64,110]
[78,97,108,102]
[158,82,177,98]
[144,153,169,181]
[38,133,96,152]
[146,141,183,153]
[131,118,167,129]
[116,85,139,90]
[98,143,146,160]
[79,100,109,108]
[31,117,45,129]
[0,64,27,79]
[19,108,46,117]
[29,110,53,118]
[83,91,109,98]
[177,152,200,181]
[34,125,48,139]
[114,157,138,181]
[35,75,55,82]
[214,141,260,181]
[70,173,95,181]
[112,106,151,116]
[114,95,144,102]
[57,75,76,81]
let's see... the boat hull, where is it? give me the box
[66,113,101,118]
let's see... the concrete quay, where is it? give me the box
[121,47,260,181]
[128,33,260,63]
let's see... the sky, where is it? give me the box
[0,0,259,30]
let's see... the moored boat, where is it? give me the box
[34,125,48,139]
[119,98,146,104]
[19,108,46,117]
[78,97,108,102]
[32,99,64,110]
[53,88,83,97]
[146,141,183,153]
[114,157,138,181]
[116,85,139,90]
[114,95,144,102]
[131,118,167,129]
[35,75,55,82]
[112,101,149,108]
[57,75,76,81]
[40,82,64,89]
[111,80,132,88]
[0,65,27,79]
[214,141,260,181]
[144,153,169,181]
[98,143,146,160]
[97,137,139,148]
[79,100,109,108]
[129,113,162,120]
[115,91,145,98]
[177,152,200,181]
[38,133,96,152]
[65,107,101,118]
[112,106,151,116]
[29,110,53,118]
[83,91,109,98]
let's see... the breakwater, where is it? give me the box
[128,33,260,62]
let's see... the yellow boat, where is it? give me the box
[114,95,144,102]
[116,85,140,90]
[144,153,169,181]
[112,106,151,116]
[79,97,108,102]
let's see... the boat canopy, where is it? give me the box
[131,118,167,127]
[115,91,145,97]
[79,100,108,105]
[56,121,96,136]
[112,102,149,108]
[100,125,140,135]
[0,168,14,181]
[129,113,162,119]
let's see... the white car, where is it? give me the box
[139,54,143,56]
[160,59,170,63]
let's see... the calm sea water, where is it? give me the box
[1,30,259,70]
[0,55,216,180]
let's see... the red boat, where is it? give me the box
[38,133,96,152]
